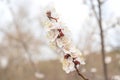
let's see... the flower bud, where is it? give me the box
[64,54,71,59]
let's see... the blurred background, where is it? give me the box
[0,0,120,80]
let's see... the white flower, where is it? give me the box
[40,5,85,74]
[49,41,57,50]
[47,30,59,42]
[61,57,75,73]
[75,57,85,65]
[43,21,52,30]
[52,22,62,29]
[62,43,73,53]
[56,36,71,48]
[40,4,59,28]
[61,53,84,73]
[71,49,85,65]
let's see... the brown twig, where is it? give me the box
[74,65,88,80]
[72,59,88,80]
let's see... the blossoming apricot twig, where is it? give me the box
[40,5,88,80]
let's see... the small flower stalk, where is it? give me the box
[40,5,88,80]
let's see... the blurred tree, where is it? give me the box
[81,0,120,80]
[0,1,45,79]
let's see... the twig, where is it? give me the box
[72,59,88,80]
[46,11,58,22]
[74,65,88,80]
[46,10,88,80]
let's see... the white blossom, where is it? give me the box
[56,36,71,48]
[40,5,85,73]
[61,57,75,73]
[47,30,59,42]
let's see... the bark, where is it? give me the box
[97,0,108,80]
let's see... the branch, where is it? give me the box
[0,29,20,41]
[104,18,120,32]
[90,0,99,22]
[7,5,39,78]
[104,24,116,32]
[75,66,88,80]
[101,0,109,5]
[72,59,88,80]
[45,8,89,80]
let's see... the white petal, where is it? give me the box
[47,30,59,42]
[56,38,64,48]
[69,62,75,72]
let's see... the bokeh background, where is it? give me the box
[0,0,120,80]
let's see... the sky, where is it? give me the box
[29,0,89,43]
[0,0,89,43]
[0,0,120,60]
[0,0,120,46]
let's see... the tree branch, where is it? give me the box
[90,0,99,22]
[72,59,88,80]
[75,66,88,80]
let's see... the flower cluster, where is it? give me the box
[40,5,85,74]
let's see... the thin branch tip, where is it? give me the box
[74,65,88,80]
